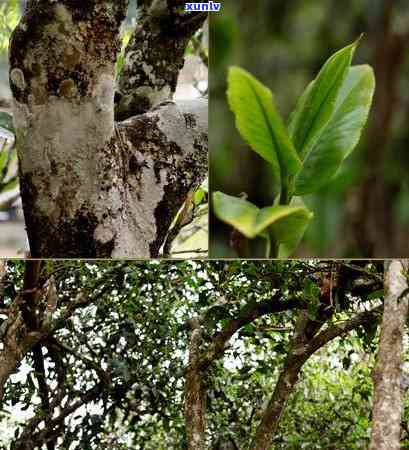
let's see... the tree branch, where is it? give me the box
[116,0,208,120]
[184,318,206,450]
[20,260,42,330]
[250,305,382,450]
[14,383,104,450]
[198,293,298,370]
[118,99,208,256]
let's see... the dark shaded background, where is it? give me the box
[210,0,409,258]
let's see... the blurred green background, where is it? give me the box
[210,0,409,258]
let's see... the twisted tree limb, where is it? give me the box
[250,305,382,450]
[0,261,44,402]
[0,262,90,404]
[183,291,299,449]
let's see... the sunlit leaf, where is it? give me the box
[213,191,312,256]
[227,67,301,183]
[288,39,359,161]
[294,65,375,195]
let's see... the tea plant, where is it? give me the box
[213,38,375,257]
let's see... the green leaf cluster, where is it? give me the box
[213,38,375,257]
[0,1,19,53]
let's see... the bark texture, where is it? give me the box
[116,0,207,119]
[370,260,409,450]
[0,261,44,402]
[184,319,207,450]
[9,0,207,257]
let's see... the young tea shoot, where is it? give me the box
[213,37,375,257]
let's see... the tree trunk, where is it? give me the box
[350,1,408,256]
[249,310,315,450]
[9,0,207,257]
[184,322,207,450]
[370,260,409,450]
[250,356,304,450]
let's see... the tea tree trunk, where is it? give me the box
[9,0,207,257]
[184,320,207,450]
[370,260,409,450]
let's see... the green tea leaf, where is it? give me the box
[194,188,206,205]
[0,176,18,193]
[213,191,259,237]
[270,204,314,258]
[227,67,301,182]
[288,39,359,161]
[294,65,375,195]
[212,191,312,253]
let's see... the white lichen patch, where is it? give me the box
[115,99,208,256]
[177,99,208,133]
[155,100,207,153]
[94,73,115,113]
[10,68,26,91]
[12,92,115,216]
[94,223,115,244]
[114,154,166,256]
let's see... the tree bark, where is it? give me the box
[0,261,43,403]
[370,260,409,450]
[115,1,207,120]
[9,0,207,257]
[185,319,207,450]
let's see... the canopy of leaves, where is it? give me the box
[0,260,390,449]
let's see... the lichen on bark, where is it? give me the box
[370,260,409,450]
[116,0,207,120]
[9,0,208,257]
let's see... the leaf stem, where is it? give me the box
[265,234,271,258]
[265,233,279,258]
[279,176,290,205]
